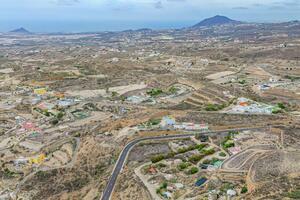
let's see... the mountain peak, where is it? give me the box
[10,27,31,34]
[192,15,240,28]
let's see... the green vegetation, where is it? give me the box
[161,182,168,189]
[3,168,16,178]
[147,88,163,97]
[155,163,167,169]
[177,144,207,154]
[285,190,300,199]
[277,102,286,109]
[222,131,238,150]
[141,118,162,128]
[272,109,282,114]
[35,108,53,117]
[51,119,59,125]
[168,86,179,94]
[223,140,235,148]
[285,75,300,82]
[151,154,165,163]
[147,118,161,126]
[201,148,216,155]
[151,144,210,164]
[227,131,239,137]
[238,79,246,84]
[94,164,105,177]
[220,182,234,193]
[205,103,226,111]
[120,95,126,102]
[197,144,207,151]
[202,159,211,165]
[202,157,220,165]
[57,111,64,119]
[219,152,226,157]
[177,162,190,171]
[241,186,248,194]
[156,181,168,195]
[188,167,199,174]
[111,91,119,98]
[188,154,204,164]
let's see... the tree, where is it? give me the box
[241,186,248,194]
[57,112,64,119]
[277,102,286,109]
[189,167,199,174]
[111,91,118,97]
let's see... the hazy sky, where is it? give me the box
[1,0,300,32]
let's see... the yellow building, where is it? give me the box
[34,88,47,95]
[29,154,46,165]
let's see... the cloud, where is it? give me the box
[232,6,249,10]
[281,0,300,6]
[269,5,285,10]
[252,3,264,7]
[167,0,186,2]
[154,1,163,9]
[50,0,79,6]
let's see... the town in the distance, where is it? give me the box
[0,15,300,200]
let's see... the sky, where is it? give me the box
[1,0,300,32]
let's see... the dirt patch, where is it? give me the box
[128,143,171,162]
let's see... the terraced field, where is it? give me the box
[184,84,230,107]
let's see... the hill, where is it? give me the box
[10,27,31,34]
[192,15,241,28]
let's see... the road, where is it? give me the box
[100,126,264,200]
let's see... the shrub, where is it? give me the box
[277,102,286,109]
[151,154,165,163]
[272,109,282,114]
[285,190,300,199]
[3,168,15,178]
[166,152,175,159]
[168,86,179,94]
[51,119,59,125]
[196,144,207,151]
[220,182,234,192]
[120,95,126,102]
[239,80,246,84]
[188,154,204,164]
[147,88,163,97]
[241,186,248,194]
[111,91,118,97]
[177,162,190,171]
[201,148,215,155]
[202,159,211,165]
[156,163,167,168]
[189,167,199,174]
[219,152,226,157]
[161,182,168,189]
[223,140,235,148]
[177,147,188,154]
[57,112,64,119]
[205,104,226,111]
[156,188,161,194]
[148,118,161,126]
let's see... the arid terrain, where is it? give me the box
[0,18,299,200]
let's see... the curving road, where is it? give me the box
[100,127,264,200]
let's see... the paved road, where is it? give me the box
[100,126,264,200]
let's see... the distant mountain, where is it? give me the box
[10,27,31,34]
[192,15,241,28]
